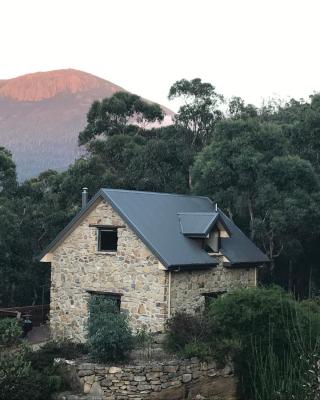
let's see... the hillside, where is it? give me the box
[0,69,173,180]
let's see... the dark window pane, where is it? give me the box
[99,229,118,251]
[203,291,226,310]
[90,293,121,314]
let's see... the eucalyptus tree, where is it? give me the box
[168,78,224,147]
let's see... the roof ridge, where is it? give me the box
[102,188,212,201]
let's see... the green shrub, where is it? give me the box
[164,287,320,399]
[207,286,320,400]
[0,318,21,347]
[164,312,209,354]
[182,341,212,359]
[88,295,134,362]
[0,346,56,400]
[134,327,154,359]
[27,340,88,371]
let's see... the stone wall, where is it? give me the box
[57,358,237,400]
[50,199,168,341]
[170,262,256,314]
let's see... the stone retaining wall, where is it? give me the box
[57,358,237,400]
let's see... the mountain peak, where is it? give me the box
[0,69,125,102]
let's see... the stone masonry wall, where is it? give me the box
[170,262,256,314]
[57,358,237,400]
[50,199,168,341]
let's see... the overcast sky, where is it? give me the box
[1,0,320,110]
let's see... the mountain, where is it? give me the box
[0,69,173,181]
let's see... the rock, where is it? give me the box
[100,378,113,387]
[89,381,104,395]
[84,374,95,384]
[163,365,178,373]
[137,383,152,391]
[83,382,91,394]
[78,369,94,377]
[134,375,146,382]
[182,373,192,383]
[108,366,122,374]
[192,370,201,380]
[207,369,217,377]
[146,371,161,380]
[194,395,206,400]
[78,363,94,371]
[222,364,233,376]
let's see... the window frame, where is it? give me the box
[97,227,118,252]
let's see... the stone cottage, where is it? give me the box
[40,189,269,342]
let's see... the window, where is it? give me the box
[202,291,226,309]
[88,291,122,313]
[98,228,118,252]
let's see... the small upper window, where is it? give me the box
[98,228,118,252]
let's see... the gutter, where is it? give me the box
[168,271,172,319]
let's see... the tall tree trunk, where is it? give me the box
[288,260,293,293]
[188,165,192,191]
[248,198,255,240]
[308,265,313,298]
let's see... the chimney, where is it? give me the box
[82,187,88,208]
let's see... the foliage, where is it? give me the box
[27,340,88,371]
[181,341,212,360]
[165,288,320,399]
[207,287,320,400]
[303,353,320,399]
[169,78,224,147]
[0,346,60,400]
[164,312,210,356]
[134,327,154,360]
[0,146,17,195]
[79,92,164,145]
[0,318,21,347]
[87,295,134,362]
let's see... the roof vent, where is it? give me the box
[82,187,88,208]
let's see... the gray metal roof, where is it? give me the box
[39,188,269,268]
[178,212,219,237]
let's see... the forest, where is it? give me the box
[1,78,320,307]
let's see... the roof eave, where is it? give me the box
[226,260,271,268]
[167,261,219,271]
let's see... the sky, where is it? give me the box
[1,0,320,111]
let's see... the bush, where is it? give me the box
[88,295,134,362]
[207,286,320,400]
[164,312,209,356]
[27,340,88,371]
[0,318,21,347]
[182,341,212,359]
[134,327,154,359]
[164,287,320,399]
[0,346,57,400]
